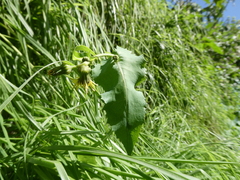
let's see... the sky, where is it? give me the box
[191,0,240,21]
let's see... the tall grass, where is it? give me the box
[0,0,239,179]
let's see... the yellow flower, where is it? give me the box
[71,75,96,92]
[71,60,96,92]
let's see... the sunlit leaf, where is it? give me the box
[93,47,146,155]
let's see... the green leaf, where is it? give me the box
[214,0,225,8]
[0,62,57,115]
[27,155,70,180]
[72,45,95,61]
[204,0,210,4]
[201,37,224,55]
[45,145,200,180]
[206,42,223,54]
[93,47,146,155]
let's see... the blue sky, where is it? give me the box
[192,0,240,20]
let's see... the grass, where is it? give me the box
[0,0,240,179]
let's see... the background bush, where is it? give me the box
[0,0,239,179]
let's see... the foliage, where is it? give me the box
[47,45,146,155]
[0,0,240,179]
[93,46,146,155]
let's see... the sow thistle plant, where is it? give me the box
[48,57,96,91]
[47,45,146,155]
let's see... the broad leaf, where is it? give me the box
[93,47,146,154]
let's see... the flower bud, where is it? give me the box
[76,61,91,75]
[72,60,96,92]
[48,61,76,76]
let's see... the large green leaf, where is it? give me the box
[93,47,146,155]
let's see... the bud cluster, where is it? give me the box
[48,58,96,91]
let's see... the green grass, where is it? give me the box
[0,0,240,179]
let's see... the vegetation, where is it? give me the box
[0,0,239,179]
